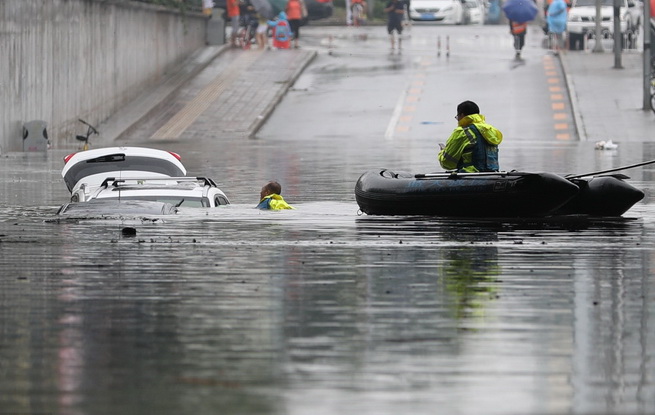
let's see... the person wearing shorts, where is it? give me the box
[256,14,268,49]
[384,0,405,49]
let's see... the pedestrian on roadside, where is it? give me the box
[384,0,405,49]
[256,13,269,49]
[547,0,568,54]
[438,100,503,173]
[351,0,367,26]
[268,11,292,49]
[542,0,571,33]
[509,19,527,59]
[227,0,241,47]
[285,0,306,48]
[257,181,295,210]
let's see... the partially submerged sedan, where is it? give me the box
[87,177,230,207]
[61,147,230,207]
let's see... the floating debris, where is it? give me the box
[595,140,618,150]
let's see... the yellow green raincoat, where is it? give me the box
[256,194,295,210]
[438,114,503,172]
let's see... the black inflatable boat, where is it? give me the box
[355,169,644,217]
[553,174,644,216]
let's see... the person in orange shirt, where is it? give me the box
[509,20,527,59]
[285,0,305,48]
[227,0,241,47]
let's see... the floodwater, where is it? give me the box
[2,147,654,415]
[2,26,655,415]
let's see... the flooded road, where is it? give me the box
[1,25,655,415]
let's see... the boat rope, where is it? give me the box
[566,158,655,179]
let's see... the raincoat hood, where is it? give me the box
[546,0,567,33]
[278,11,287,20]
[458,114,503,145]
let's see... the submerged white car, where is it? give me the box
[57,199,179,217]
[409,0,466,23]
[62,147,230,207]
[84,177,230,207]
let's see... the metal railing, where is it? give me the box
[580,29,640,51]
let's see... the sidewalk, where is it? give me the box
[559,50,654,143]
[97,45,316,144]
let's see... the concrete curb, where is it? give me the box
[557,53,586,142]
[98,45,230,144]
[248,50,318,138]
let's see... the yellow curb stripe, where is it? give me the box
[151,52,261,140]
[544,56,573,140]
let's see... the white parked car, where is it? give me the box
[409,0,466,23]
[463,0,486,24]
[567,0,642,50]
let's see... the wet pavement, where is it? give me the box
[1,24,655,415]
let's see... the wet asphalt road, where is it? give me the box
[1,24,655,415]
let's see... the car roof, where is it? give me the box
[98,177,219,192]
[90,177,228,203]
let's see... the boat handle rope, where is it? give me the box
[566,158,655,179]
[415,171,512,179]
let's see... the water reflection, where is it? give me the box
[440,245,499,321]
[1,136,655,414]
[0,196,654,413]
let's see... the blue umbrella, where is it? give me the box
[502,0,538,23]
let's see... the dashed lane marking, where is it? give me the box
[385,56,432,139]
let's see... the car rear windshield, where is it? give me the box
[63,154,186,192]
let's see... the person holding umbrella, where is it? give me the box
[509,19,528,59]
[502,0,538,59]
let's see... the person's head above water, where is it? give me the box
[260,181,282,200]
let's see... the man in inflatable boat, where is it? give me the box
[257,181,295,210]
[438,100,504,173]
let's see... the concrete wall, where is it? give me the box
[0,0,208,153]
